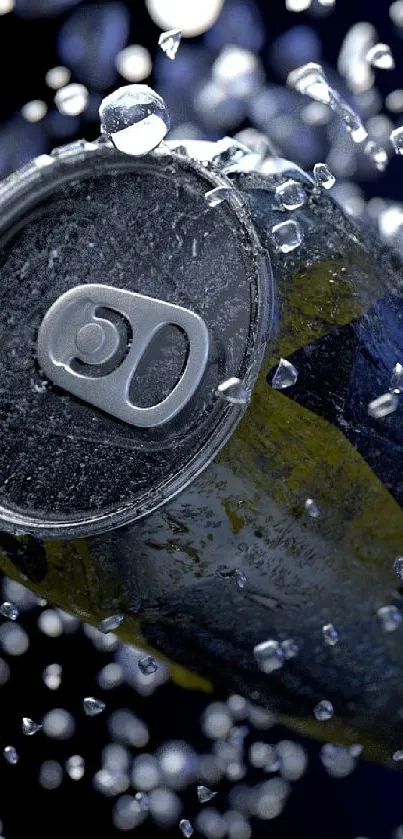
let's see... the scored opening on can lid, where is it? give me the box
[0,139,272,538]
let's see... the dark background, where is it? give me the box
[0,1,402,838]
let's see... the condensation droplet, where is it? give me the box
[205,186,233,207]
[99,84,170,156]
[22,717,42,736]
[272,219,303,253]
[138,655,158,675]
[366,43,395,70]
[65,754,85,780]
[275,179,306,210]
[314,700,334,721]
[280,639,299,659]
[368,392,399,418]
[3,745,18,764]
[313,162,336,189]
[45,65,71,90]
[159,29,182,60]
[115,45,152,82]
[83,696,106,716]
[0,601,19,621]
[304,498,321,518]
[42,663,62,690]
[322,623,339,646]
[391,126,403,155]
[97,614,124,634]
[197,785,218,804]
[271,358,298,389]
[390,363,403,393]
[253,639,284,673]
[55,83,89,116]
[377,605,402,632]
[216,377,250,405]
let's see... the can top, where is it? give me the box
[0,139,271,538]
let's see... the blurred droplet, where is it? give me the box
[205,0,264,53]
[377,605,402,632]
[115,45,152,82]
[109,709,149,747]
[42,663,62,690]
[314,700,334,721]
[83,696,106,716]
[21,100,47,123]
[146,0,224,37]
[337,22,376,94]
[368,392,399,418]
[0,623,29,656]
[58,2,130,90]
[38,609,63,638]
[320,743,356,777]
[271,358,298,389]
[195,807,227,837]
[212,46,264,99]
[45,65,71,90]
[277,740,308,780]
[3,746,18,765]
[22,717,42,736]
[55,84,88,116]
[65,755,85,780]
[39,760,63,789]
[201,703,233,739]
[0,0,13,13]
[43,708,75,740]
[98,662,124,690]
[253,639,284,673]
[158,741,199,790]
[113,795,145,830]
[280,638,299,659]
[251,779,290,820]
[99,84,169,156]
[149,788,182,828]
[286,0,311,10]
[131,754,162,791]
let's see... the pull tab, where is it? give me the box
[37,284,209,428]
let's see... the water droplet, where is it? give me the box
[205,186,233,207]
[45,65,71,90]
[390,363,403,393]
[197,785,218,804]
[43,708,75,740]
[322,624,339,646]
[216,377,250,405]
[314,700,334,721]
[55,84,88,116]
[313,162,336,189]
[159,29,182,60]
[366,43,395,70]
[393,556,403,581]
[365,140,388,171]
[377,605,402,632]
[253,639,284,673]
[179,818,194,837]
[42,663,62,690]
[115,45,152,83]
[97,614,124,634]
[287,62,330,101]
[65,754,85,780]
[83,696,106,716]
[0,0,13,13]
[3,746,18,764]
[391,126,403,155]
[138,655,158,675]
[304,498,321,518]
[22,717,42,736]
[271,358,298,389]
[349,744,363,758]
[234,569,247,590]
[368,392,399,418]
[393,749,403,762]
[0,601,19,621]
[280,638,299,659]
[99,84,170,156]
[275,179,306,210]
[272,219,303,253]
[21,100,47,123]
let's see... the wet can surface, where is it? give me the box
[0,137,403,761]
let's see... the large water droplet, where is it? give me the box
[99,84,170,156]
